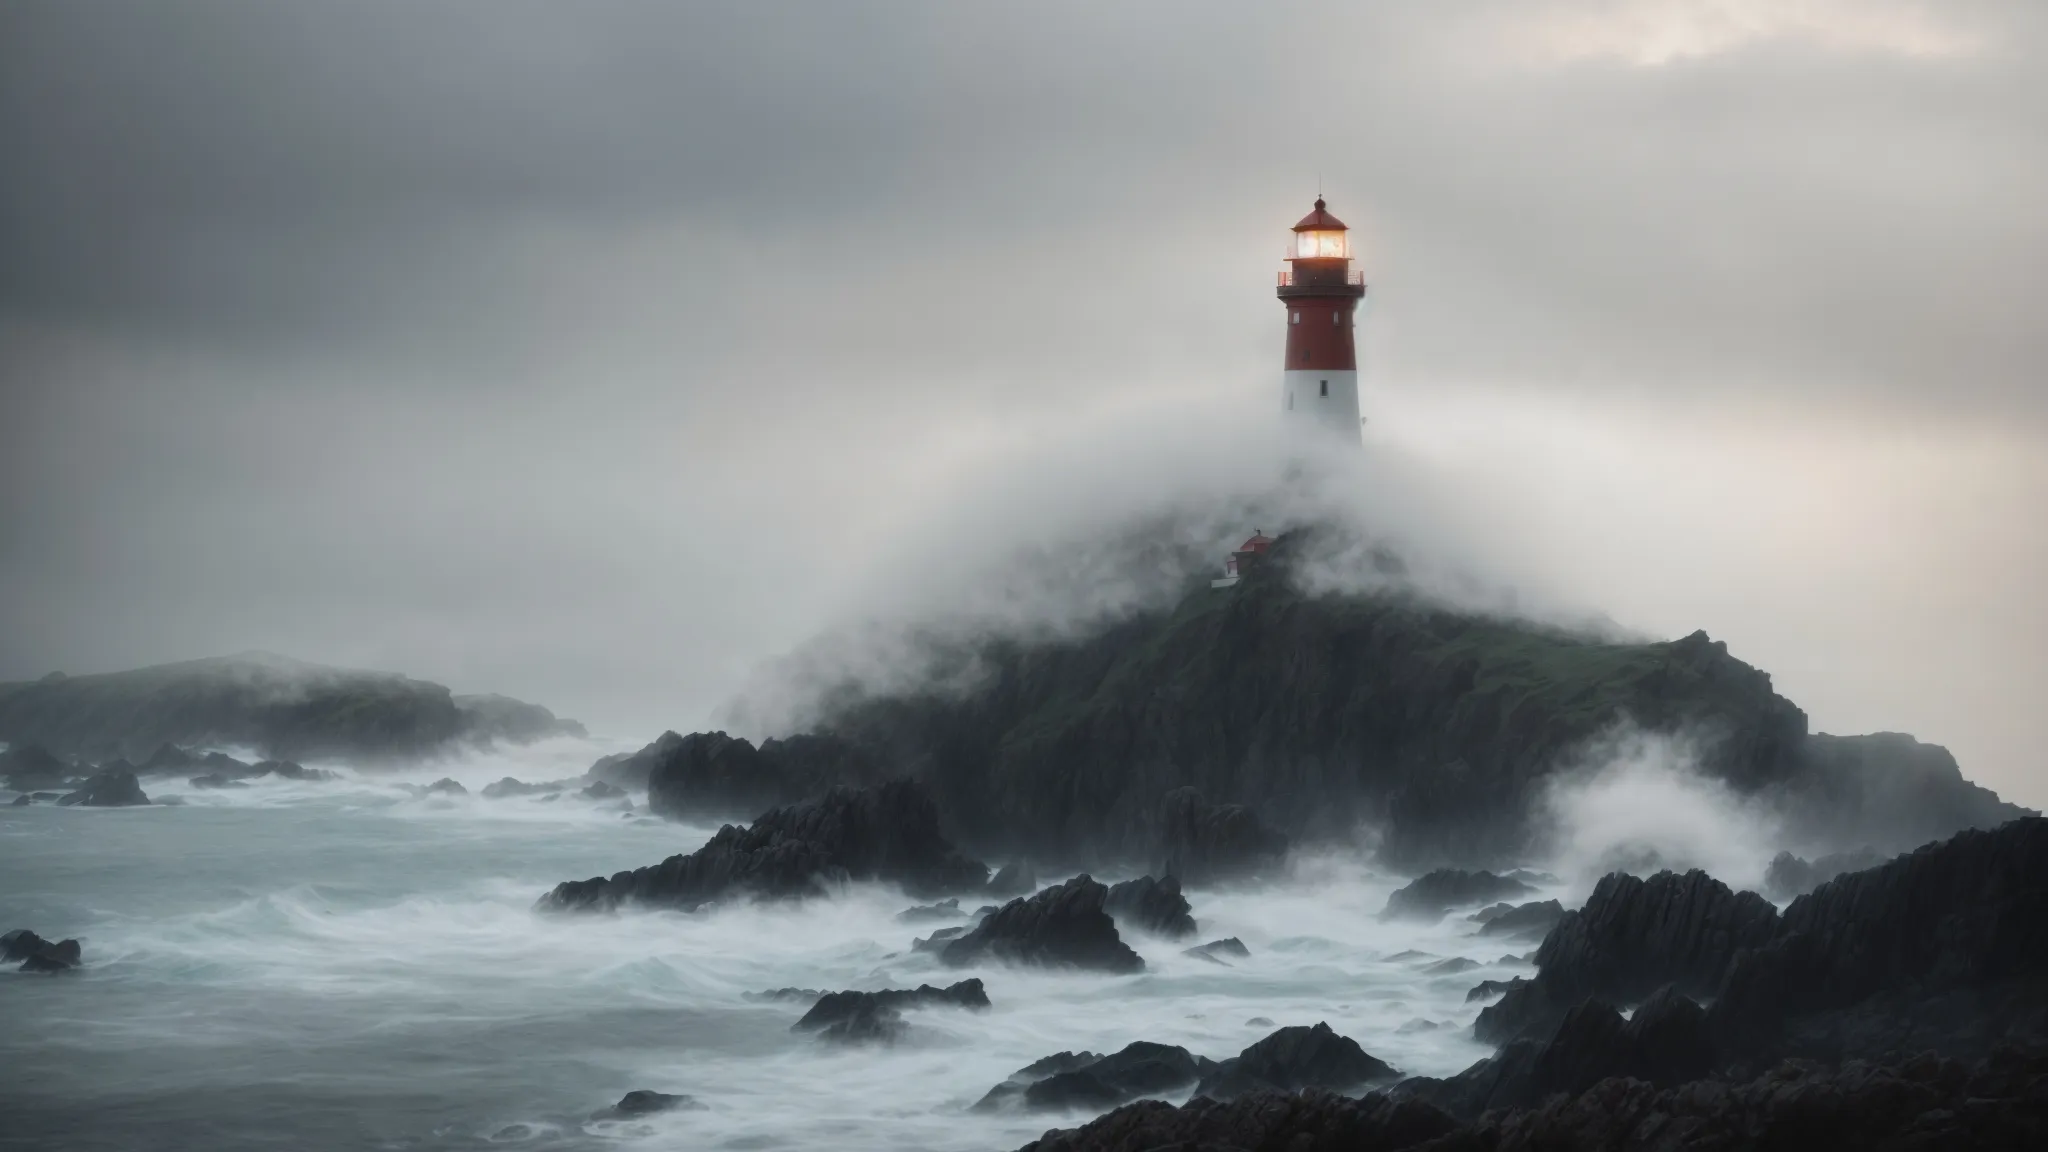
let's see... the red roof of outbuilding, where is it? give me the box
[1239,533,1274,552]
[1291,198,1348,232]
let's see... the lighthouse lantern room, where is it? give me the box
[1277,197,1366,441]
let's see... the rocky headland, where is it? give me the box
[0,651,581,764]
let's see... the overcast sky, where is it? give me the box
[3,1,2044,805]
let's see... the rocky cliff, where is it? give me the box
[646,534,2024,869]
[0,652,582,763]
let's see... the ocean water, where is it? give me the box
[1,737,1532,1152]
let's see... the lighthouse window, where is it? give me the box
[1320,380,1328,396]
[1331,312,1339,325]
[1291,312,1299,324]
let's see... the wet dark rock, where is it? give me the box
[741,987,822,1004]
[911,925,968,953]
[3,929,82,972]
[971,1051,1105,1112]
[1103,875,1196,938]
[254,760,335,782]
[421,778,467,796]
[1475,898,1564,939]
[1,744,71,791]
[987,861,1037,897]
[1467,902,1514,924]
[1381,870,1535,923]
[585,730,682,790]
[0,655,577,764]
[1183,938,1250,964]
[1025,1043,1211,1111]
[940,875,1143,973]
[1193,1022,1398,1101]
[792,979,989,1045]
[588,1090,704,1120]
[1414,986,1718,1116]
[1024,1049,2048,1152]
[977,1044,1211,1113]
[1386,950,1436,962]
[897,898,963,922]
[580,780,626,800]
[1152,787,1288,884]
[644,730,884,822]
[538,780,989,913]
[1423,957,1480,976]
[1466,977,1525,1003]
[481,777,575,799]
[1244,1017,1274,1027]
[1712,816,2048,1062]
[1476,868,1777,1045]
[188,773,248,790]
[57,768,149,807]
[1762,846,1889,901]
[1397,1019,1445,1034]
[9,793,28,806]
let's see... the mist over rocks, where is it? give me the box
[643,730,887,822]
[1103,875,1197,938]
[938,875,1144,973]
[0,653,581,764]
[584,730,681,789]
[1381,870,1536,923]
[1474,899,1564,939]
[1151,787,1288,884]
[57,767,149,807]
[537,780,988,913]
[790,979,990,1044]
[640,533,2024,875]
[1762,847,1888,901]
[4,929,83,973]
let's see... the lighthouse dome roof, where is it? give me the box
[1291,198,1348,232]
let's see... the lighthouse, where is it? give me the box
[1277,197,1367,441]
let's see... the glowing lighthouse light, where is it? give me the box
[1277,197,1366,442]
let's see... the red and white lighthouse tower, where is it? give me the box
[1277,197,1367,442]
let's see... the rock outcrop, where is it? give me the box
[1183,937,1250,964]
[1151,787,1288,884]
[1474,899,1564,940]
[644,730,885,822]
[979,1042,1213,1112]
[1,744,72,792]
[1193,1023,1398,1101]
[1103,875,1196,938]
[57,768,150,807]
[0,653,579,763]
[1761,847,1888,901]
[3,929,82,972]
[1018,1088,1456,1152]
[789,979,989,1044]
[1713,816,2048,1063]
[589,1090,704,1120]
[939,875,1143,973]
[584,730,683,790]
[1410,986,1716,1116]
[537,780,988,913]
[1381,870,1536,923]
[1021,1049,2048,1152]
[1476,869,1777,1045]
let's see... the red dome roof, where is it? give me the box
[1291,198,1348,232]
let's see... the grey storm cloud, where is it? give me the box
[2,2,2045,802]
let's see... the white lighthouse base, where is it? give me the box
[1281,369,1361,442]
